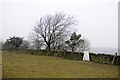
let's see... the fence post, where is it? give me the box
[112,53,117,65]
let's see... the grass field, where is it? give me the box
[2,51,119,78]
[0,51,2,79]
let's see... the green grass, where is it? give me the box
[2,51,119,78]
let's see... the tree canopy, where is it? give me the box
[3,36,23,49]
[33,12,76,51]
[65,32,89,53]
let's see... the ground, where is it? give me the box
[2,51,119,78]
[0,51,2,79]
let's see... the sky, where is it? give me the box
[0,0,119,49]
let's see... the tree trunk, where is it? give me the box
[71,48,74,59]
[47,44,50,50]
[47,44,51,56]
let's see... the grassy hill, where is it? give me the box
[0,51,2,79]
[2,51,119,78]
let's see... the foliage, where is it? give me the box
[3,36,23,50]
[65,32,89,53]
[89,53,120,66]
[5,49,120,66]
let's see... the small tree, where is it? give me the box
[65,32,89,53]
[3,36,23,50]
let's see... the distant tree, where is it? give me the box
[3,36,23,49]
[65,32,89,53]
[20,40,30,49]
[33,12,76,51]
[0,40,2,50]
[34,39,43,50]
[28,33,43,50]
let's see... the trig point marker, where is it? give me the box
[83,51,90,61]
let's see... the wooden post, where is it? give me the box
[112,53,117,65]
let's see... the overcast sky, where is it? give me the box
[0,0,118,49]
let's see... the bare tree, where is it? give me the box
[51,35,65,51]
[33,12,76,51]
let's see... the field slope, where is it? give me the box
[2,51,118,78]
